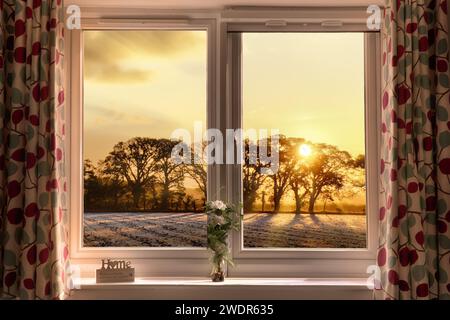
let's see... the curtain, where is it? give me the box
[0,0,69,299]
[377,0,450,299]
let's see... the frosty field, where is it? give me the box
[84,212,367,248]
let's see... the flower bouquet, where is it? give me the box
[206,200,243,282]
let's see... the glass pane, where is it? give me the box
[83,30,207,247]
[242,33,367,248]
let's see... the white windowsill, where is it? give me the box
[70,277,372,299]
[77,277,369,289]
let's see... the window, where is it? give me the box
[82,30,208,248]
[241,33,366,249]
[69,10,379,278]
[70,20,216,274]
[227,26,379,277]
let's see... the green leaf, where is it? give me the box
[39,193,49,207]
[418,25,428,34]
[425,212,436,224]
[388,256,397,268]
[37,226,46,243]
[437,199,447,215]
[9,133,21,149]
[440,74,450,88]
[26,124,35,141]
[401,164,414,180]
[7,162,18,176]
[426,235,437,250]
[414,123,423,135]
[37,162,51,176]
[400,219,409,236]
[40,32,49,47]
[7,69,15,86]
[405,54,412,66]
[425,184,435,194]
[438,235,450,249]
[412,265,426,282]
[439,131,450,147]
[3,249,17,266]
[438,39,448,55]
[420,76,431,89]
[437,105,448,121]
[439,268,448,283]
[419,54,428,65]
[43,263,51,279]
[407,214,417,227]
[11,88,23,104]
[20,289,29,300]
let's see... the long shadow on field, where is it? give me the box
[309,213,320,224]
[287,213,305,227]
[247,213,276,225]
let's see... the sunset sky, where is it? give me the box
[84,31,365,164]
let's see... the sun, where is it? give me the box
[299,144,312,157]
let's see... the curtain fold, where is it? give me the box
[378,0,450,299]
[0,0,69,299]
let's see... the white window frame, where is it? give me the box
[224,17,381,278]
[68,16,219,276]
[67,7,381,278]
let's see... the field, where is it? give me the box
[84,212,367,248]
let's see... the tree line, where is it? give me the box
[84,136,365,214]
[243,136,365,214]
[84,138,207,213]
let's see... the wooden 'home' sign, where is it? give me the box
[96,259,135,283]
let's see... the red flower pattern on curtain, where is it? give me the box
[378,0,450,299]
[0,0,69,299]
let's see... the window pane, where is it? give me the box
[242,33,367,248]
[83,30,207,247]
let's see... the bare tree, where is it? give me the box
[243,139,268,212]
[155,139,185,211]
[331,154,366,209]
[289,167,310,214]
[269,136,298,213]
[305,144,349,213]
[185,144,207,207]
[102,137,160,209]
[286,138,309,213]
[84,159,100,210]
[84,159,127,211]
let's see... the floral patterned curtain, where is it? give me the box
[0,0,69,299]
[378,0,450,299]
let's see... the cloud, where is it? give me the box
[84,30,205,83]
[86,104,185,130]
[85,64,154,83]
[87,105,128,121]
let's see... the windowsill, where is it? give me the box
[76,277,369,289]
[70,277,372,299]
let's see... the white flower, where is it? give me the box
[210,200,227,210]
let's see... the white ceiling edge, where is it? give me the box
[66,0,385,9]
